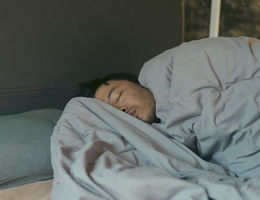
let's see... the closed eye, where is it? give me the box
[117,91,123,102]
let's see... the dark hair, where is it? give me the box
[78,73,139,97]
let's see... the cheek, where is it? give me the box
[123,95,136,106]
[128,91,143,104]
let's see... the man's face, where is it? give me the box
[94,80,156,123]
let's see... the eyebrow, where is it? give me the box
[107,87,117,101]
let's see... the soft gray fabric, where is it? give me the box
[0,109,62,189]
[51,97,260,200]
[139,36,260,178]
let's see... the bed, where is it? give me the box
[0,180,52,200]
[0,0,182,199]
[49,36,260,200]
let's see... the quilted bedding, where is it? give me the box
[51,37,260,200]
[139,36,260,178]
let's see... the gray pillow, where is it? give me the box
[0,109,62,189]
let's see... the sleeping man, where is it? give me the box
[79,73,157,124]
[51,36,260,200]
[79,36,260,177]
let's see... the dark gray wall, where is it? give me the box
[0,0,183,114]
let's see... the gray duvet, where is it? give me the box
[51,37,260,200]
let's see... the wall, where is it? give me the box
[0,0,183,114]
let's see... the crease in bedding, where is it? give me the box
[51,37,260,200]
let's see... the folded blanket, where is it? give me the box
[139,36,260,178]
[51,97,260,200]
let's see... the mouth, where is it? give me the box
[128,107,137,117]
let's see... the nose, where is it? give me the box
[120,107,127,113]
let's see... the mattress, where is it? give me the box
[0,179,52,200]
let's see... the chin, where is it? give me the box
[142,115,155,124]
[138,109,156,124]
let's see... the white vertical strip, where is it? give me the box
[209,0,221,37]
